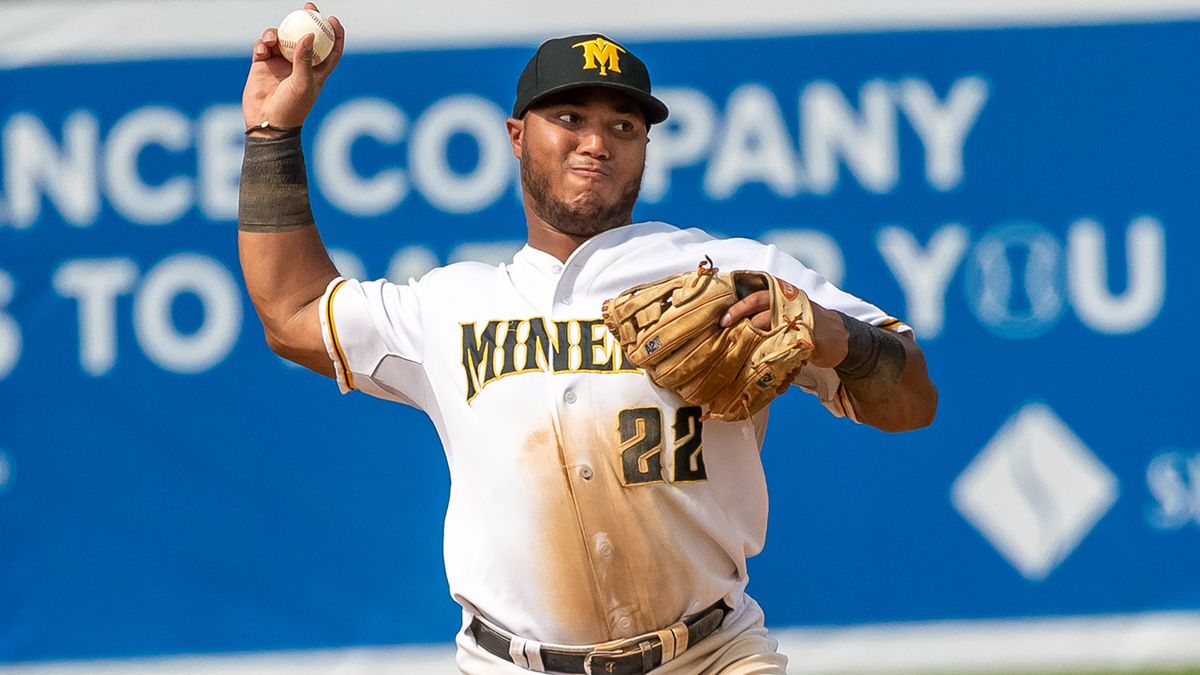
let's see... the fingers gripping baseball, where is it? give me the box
[242,4,345,130]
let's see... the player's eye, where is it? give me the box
[557,112,579,124]
[613,120,635,133]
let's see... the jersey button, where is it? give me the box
[579,465,593,480]
[562,296,573,305]
[551,264,563,274]
[564,390,577,404]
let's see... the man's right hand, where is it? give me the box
[242,2,345,135]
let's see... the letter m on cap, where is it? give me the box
[572,38,625,76]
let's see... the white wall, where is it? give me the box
[1,0,1199,68]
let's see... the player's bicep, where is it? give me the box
[275,295,337,379]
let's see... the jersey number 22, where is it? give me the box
[617,406,707,486]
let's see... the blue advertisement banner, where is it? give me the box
[1,19,1197,663]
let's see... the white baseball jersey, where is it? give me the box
[318,221,909,646]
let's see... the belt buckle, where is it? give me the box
[583,647,625,675]
[584,640,651,675]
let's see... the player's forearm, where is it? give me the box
[844,338,937,432]
[836,318,937,432]
[237,131,339,373]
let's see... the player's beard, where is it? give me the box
[520,152,642,237]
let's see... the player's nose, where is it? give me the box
[575,129,611,159]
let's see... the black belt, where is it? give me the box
[470,600,729,675]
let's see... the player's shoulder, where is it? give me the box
[373,259,510,302]
[621,221,714,243]
[623,222,773,265]
[586,222,778,285]
[411,259,507,286]
[618,221,768,252]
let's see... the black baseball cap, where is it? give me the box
[512,34,669,125]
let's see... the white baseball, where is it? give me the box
[276,9,335,65]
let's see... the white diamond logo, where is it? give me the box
[951,403,1118,580]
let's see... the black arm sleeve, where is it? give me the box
[237,130,315,232]
[834,311,907,387]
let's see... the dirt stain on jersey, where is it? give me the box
[570,410,723,638]
[558,416,688,639]
[522,428,610,642]
[519,417,730,642]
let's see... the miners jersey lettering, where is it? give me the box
[317,222,910,645]
[461,317,637,402]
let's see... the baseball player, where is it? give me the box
[238,7,937,674]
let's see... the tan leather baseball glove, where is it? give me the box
[602,258,815,421]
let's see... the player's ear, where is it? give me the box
[506,117,524,159]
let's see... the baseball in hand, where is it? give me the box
[277,9,335,65]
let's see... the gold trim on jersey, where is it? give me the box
[326,279,356,391]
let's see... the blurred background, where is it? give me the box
[1,1,1198,673]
